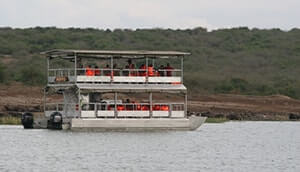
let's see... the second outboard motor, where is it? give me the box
[47,112,63,130]
[21,112,34,129]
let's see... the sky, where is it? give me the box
[0,0,299,31]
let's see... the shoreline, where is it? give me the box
[1,115,299,126]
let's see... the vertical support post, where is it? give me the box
[181,56,184,83]
[94,103,97,118]
[43,87,46,113]
[146,57,148,84]
[46,57,49,84]
[149,92,153,118]
[184,93,188,118]
[74,53,77,83]
[111,57,114,83]
[152,58,155,69]
[114,92,117,118]
[169,103,172,118]
[78,89,81,118]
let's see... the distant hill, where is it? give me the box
[0,27,300,98]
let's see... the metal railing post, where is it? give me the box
[111,57,114,83]
[181,56,184,83]
[74,53,77,83]
[94,103,97,118]
[169,103,172,118]
[47,57,49,84]
[184,93,188,118]
[149,92,153,118]
[146,56,148,84]
[78,89,81,118]
[114,92,117,118]
[43,88,46,113]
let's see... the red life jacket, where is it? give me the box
[95,69,100,76]
[152,105,161,111]
[139,65,146,76]
[165,66,174,76]
[136,104,142,110]
[117,105,125,111]
[141,105,149,111]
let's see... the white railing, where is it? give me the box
[80,103,184,118]
[48,68,182,84]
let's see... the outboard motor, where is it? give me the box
[47,112,63,130]
[21,112,34,129]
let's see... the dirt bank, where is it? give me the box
[1,83,300,121]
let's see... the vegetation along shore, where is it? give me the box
[1,27,300,124]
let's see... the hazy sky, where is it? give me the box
[1,0,299,30]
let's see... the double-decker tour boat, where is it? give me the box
[21,49,206,131]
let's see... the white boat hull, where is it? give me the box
[70,116,206,131]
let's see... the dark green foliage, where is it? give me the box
[0,63,5,83]
[215,78,250,94]
[0,27,300,98]
[15,66,45,86]
[16,66,45,85]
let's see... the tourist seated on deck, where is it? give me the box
[127,59,136,76]
[94,66,101,76]
[158,65,165,76]
[85,65,94,76]
[113,64,119,76]
[104,64,111,76]
[78,64,84,75]
[147,64,154,77]
[139,64,146,76]
[164,63,174,76]
[123,65,129,76]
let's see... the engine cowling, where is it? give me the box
[47,112,63,130]
[21,112,34,129]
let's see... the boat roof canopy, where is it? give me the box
[42,49,190,59]
[76,84,187,93]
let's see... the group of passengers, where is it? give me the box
[105,99,170,111]
[83,59,174,77]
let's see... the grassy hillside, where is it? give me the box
[0,27,300,98]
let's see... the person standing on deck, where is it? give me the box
[127,59,136,76]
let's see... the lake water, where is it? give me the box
[0,122,299,172]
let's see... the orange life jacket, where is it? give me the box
[148,66,154,76]
[161,105,169,111]
[86,67,94,76]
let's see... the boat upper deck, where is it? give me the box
[43,49,189,87]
